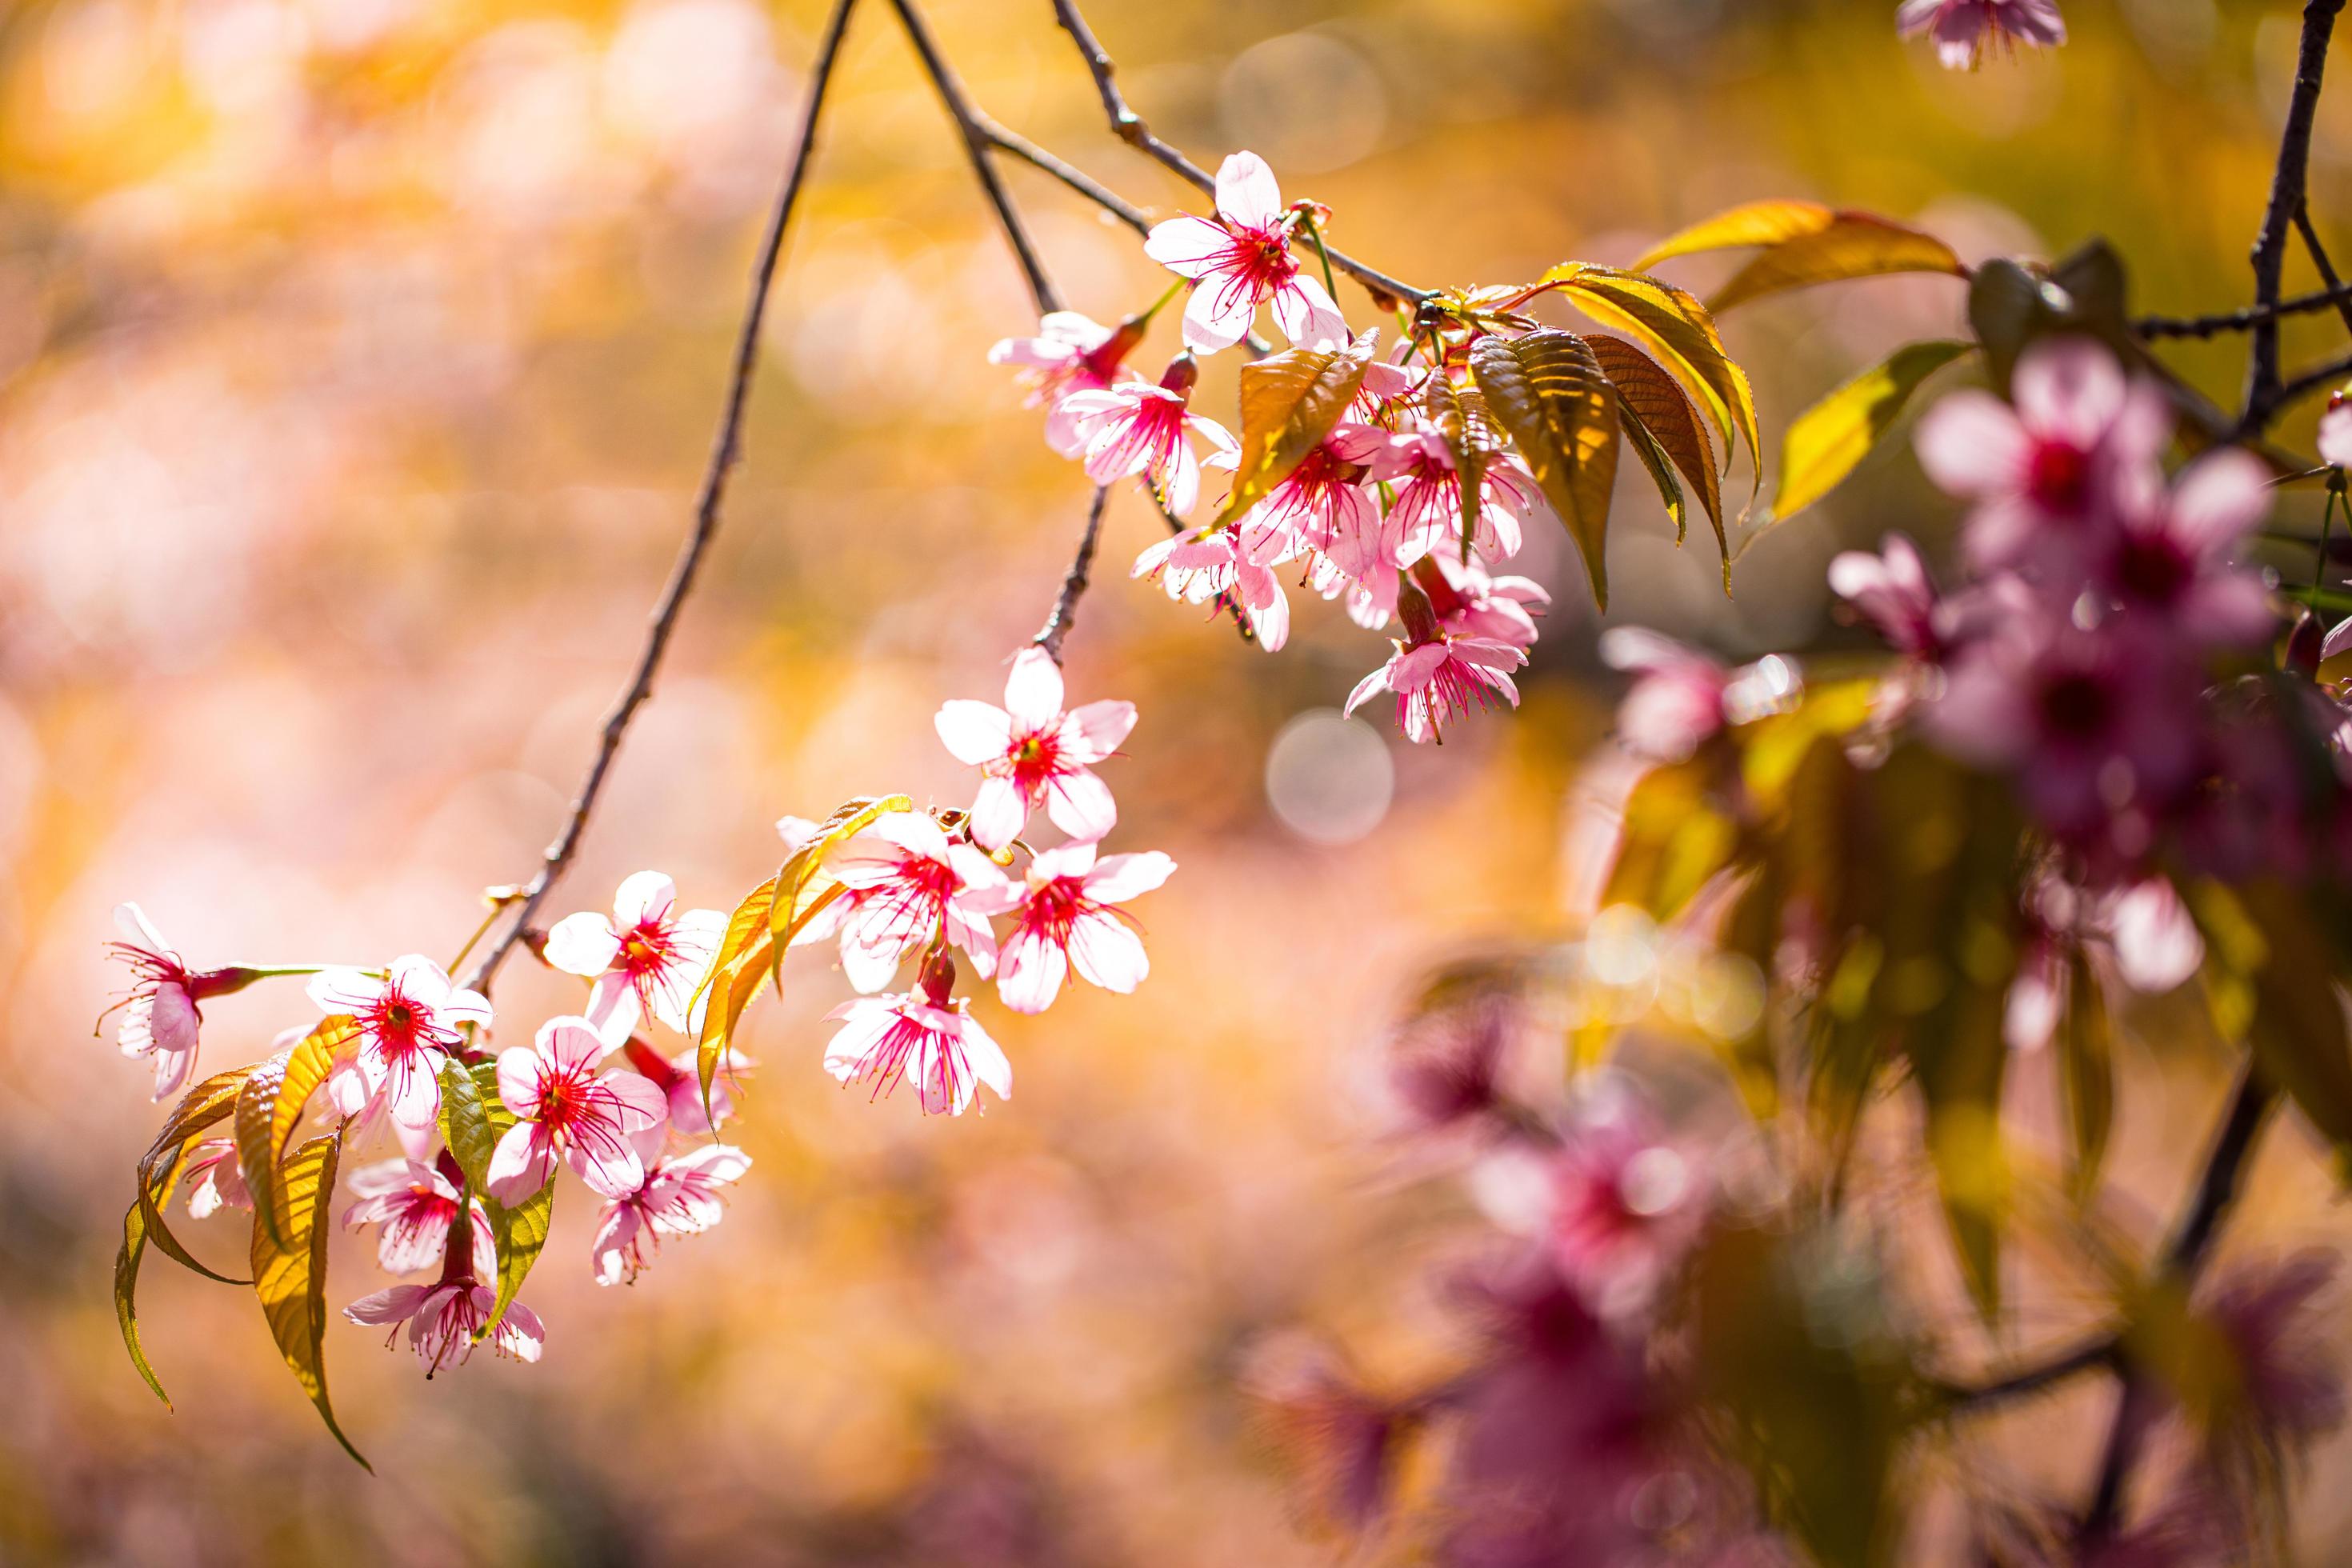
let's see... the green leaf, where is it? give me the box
[436,1055,503,1198]
[696,793,913,1114]
[250,1128,370,1470]
[1585,334,1724,573]
[1772,341,1972,522]
[2059,948,2115,1203]
[430,1058,546,1340]
[482,1181,552,1341]
[1533,264,1761,494]
[116,1142,198,1407]
[1419,375,1506,556]
[1470,330,1621,609]
[1212,330,1377,527]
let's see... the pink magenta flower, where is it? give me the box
[181,1138,253,1219]
[818,810,1014,991]
[1370,430,1549,563]
[823,958,1011,1115]
[1233,423,1384,563]
[590,1135,753,1286]
[2322,389,2352,470]
[308,955,492,1130]
[486,1016,669,1203]
[2097,448,2277,650]
[618,1037,750,1135]
[994,839,1176,1014]
[543,870,727,1049]
[342,1157,498,1278]
[1132,525,1292,650]
[1897,0,2065,69]
[1142,150,1348,354]
[1598,628,1733,763]
[1829,533,1946,661]
[1547,1104,1706,1317]
[987,310,1142,456]
[345,1281,545,1375]
[105,903,208,1101]
[1055,355,1238,519]
[1347,630,1526,746]
[935,646,1138,851]
[1420,554,1550,651]
[1915,337,2164,571]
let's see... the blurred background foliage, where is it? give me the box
[5,0,2352,1561]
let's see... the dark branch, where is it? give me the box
[2242,0,2346,429]
[890,0,1063,314]
[2135,275,2352,341]
[974,121,1151,236]
[462,0,859,995]
[2264,348,2352,422]
[1049,0,1434,308]
[1939,1335,2119,1414]
[2294,202,2352,338]
[1032,486,1110,661]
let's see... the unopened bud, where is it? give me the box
[1158,354,1198,397]
[918,947,958,1007]
[2287,607,2327,678]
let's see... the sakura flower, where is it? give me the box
[1897,0,2066,69]
[345,1280,544,1374]
[342,1157,497,1278]
[934,646,1138,851]
[1598,629,1731,764]
[1142,150,1347,354]
[995,839,1176,1014]
[104,904,208,1101]
[590,1133,753,1286]
[1232,423,1384,564]
[181,1138,252,1219]
[486,1016,669,1202]
[1914,336,2165,571]
[823,955,1011,1115]
[619,1036,750,1134]
[1346,628,1526,746]
[1370,429,1550,564]
[1418,554,1550,651]
[307,955,492,1129]
[2322,388,2352,470]
[818,810,1014,990]
[1055,355,1238,519]
[543,871,727,1049]
[987,310,1142,455]
[2198,1252,2346,1455]
[1131,526,1291,650]
[2097,448,2278,649]
[1546,1103,1706,1317]
[1829,533,1946,661]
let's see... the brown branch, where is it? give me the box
[2294,203,2352,338]
[977,121,1152,235]
[1939,1335,2119,1414]
[2242,0,2346,430]
[2135,275,2352,340]
[462,0,860,995]
[1032,486,1110,661]
[2078,1068,2277,1547]
[2262,347,2352,422]
[890,0,1062,314]
[1048,0,1433,308]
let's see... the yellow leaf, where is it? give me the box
[234,1016,350,1251]
[134,1065,253,1287]
[1420,374,1506,555]
[1712,215,1966,314]
[117,1142,200,1408]
[1214,330,1378,527]
[1631,199,1838,271]
[1469,330,1620,609]
[250,1128,369,1470]
[1585,334,1724,569]
[1772,340,1971,522]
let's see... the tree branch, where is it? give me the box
[1938,1335,2118,1414]
[1032,486,1109,661]
[462,0,860,996]
[1048,0,1434,308]
[2135,275,2352,341]
[2243,0,2346,429]
[2294,202,2352,339]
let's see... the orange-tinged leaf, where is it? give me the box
[1214,330,1378,527]
[237,1021,350,1252]
[1470,330,1620,609]
[1771,340,1971,522]
[1632,199,1838,272]
[250,1128,369,1469]
[136,1066,253,1287]
[1586,334,1724,568]
[117,1142,197,1408]
[1421,375,1506,556]
[1711,215,1966,315]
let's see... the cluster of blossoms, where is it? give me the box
[1898,0,2065,69]
[992,150,1550,746]
[790,646,1175,1114]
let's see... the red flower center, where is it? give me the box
[2027,438,2091,512]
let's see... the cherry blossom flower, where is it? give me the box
[2006,873,2206,1051]
[987,310,1142,455]
[1897,0,2066,69]
[994,839,1176,1014]
[818,810,1014,990]
[2199,1251,2345,1454]
[345,1280,544,1374]
[2322,388,2352,470]
[1546,1104,1706,1316]
[1232,424,1384,563]
[307,955,492,1129]
[102,904,272,1102]
[1599,628,1731,764]
[181,1138,252,1219]
[342,1157,497,1278]
[1829,534,1946,661]
[486,1016,669,1202]
[1419,554,1550,651]
[823,955,1011,1115]
[618,1036,750,1134]
[590,1133,754,1286]
[1131,526,1292,650]
[1370,429,1549,563]
[1914,337,2163,571]
[1142,150,1347,354]
[1347,627,1526,746]
[935,646,1137,851]
[2095,448,2277,649]
[544,871,727,1049]
[1055,355,1238,519]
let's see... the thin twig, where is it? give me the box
[2135,275,2352,340]
[462,0,860,996]
[2242,0,2346,430]
[890,0,1062,314]
[2078,1069,2277,1546]
[2264,348,2352,426]
[2294,202,2352,338]
[1049,0,1433,307]
[1939,1335,2119,1414]
[974,121,1151,235]
[1033,486,1110,660]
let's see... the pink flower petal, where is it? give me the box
[1214,150,1285,230]
[935,700,1015,765]
[543,912,622,978]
